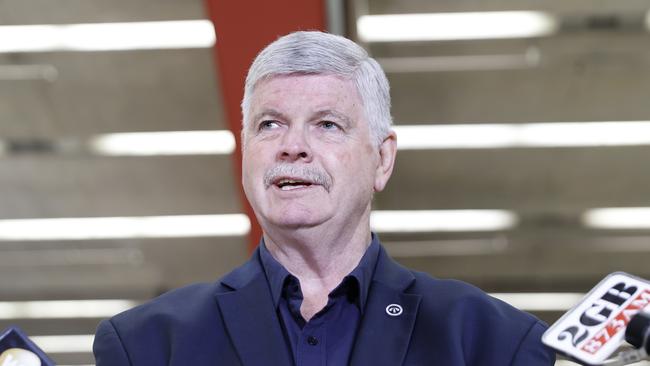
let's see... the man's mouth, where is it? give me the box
[274,178,314,191]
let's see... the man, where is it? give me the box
[94,31,555,365]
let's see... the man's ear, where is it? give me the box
[374,130,397,192]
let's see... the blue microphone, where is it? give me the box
[0,326,55,366]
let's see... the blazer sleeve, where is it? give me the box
[510,320,556,366]
[93,319,132,366]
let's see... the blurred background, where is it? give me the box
[1,0,650,365]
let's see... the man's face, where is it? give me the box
[242,74,392,233]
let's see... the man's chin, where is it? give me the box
[264,213,328,231]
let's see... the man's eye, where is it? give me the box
[320,121,340,130]
[259,120,280,130]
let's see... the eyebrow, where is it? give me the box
[251,109,353,126]
[312,109,352,125]
[251,109,288,124]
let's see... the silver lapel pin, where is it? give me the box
[385,304,403,316]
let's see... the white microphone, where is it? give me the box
[542,272,650,365]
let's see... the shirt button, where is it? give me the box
[307,336,319,346]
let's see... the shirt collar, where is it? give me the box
[259,239,291,308]
[259,234,381,312]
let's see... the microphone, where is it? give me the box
[624,311,650,356]
[542,272,650,365]
[0,326,55,366]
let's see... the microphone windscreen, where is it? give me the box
[626,311,650,353]
[0,326,55,366]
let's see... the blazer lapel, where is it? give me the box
[215,250,293,366]
[349,246,421,366]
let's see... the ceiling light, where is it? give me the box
[30,335,94,354]
[0,214,250,241]
[583,208,650,230]
[490,293,584,311]
[393,121,650,149]
[89,130,235,156]
[0,20,215,53]
[357,11,557,42]
[0,300,139,319]
[370,210,517,232]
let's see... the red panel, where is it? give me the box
[204,0,326,252]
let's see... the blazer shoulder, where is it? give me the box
[410,271,534,322]
[94,281,236,365]
[109,252,262,329]
[407,271,554,364]
[94,255,263,365]
[112,282,221,325]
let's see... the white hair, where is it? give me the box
[241,31,392,146]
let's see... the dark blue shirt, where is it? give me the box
[259,236,380,366]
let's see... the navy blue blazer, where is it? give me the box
[94,244,555,365]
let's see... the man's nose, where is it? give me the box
[277,126,313,162]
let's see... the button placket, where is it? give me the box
[295,323,325,366]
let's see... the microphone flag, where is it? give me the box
[543,272,650,365]
[0,326,55,366]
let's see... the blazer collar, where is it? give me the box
[349,244,422,366]
[214,248,293,366]
[218,248,264,290]
[371,243,417,291]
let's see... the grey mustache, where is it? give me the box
[264,164,332,191]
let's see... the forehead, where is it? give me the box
[250,74,363,114]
